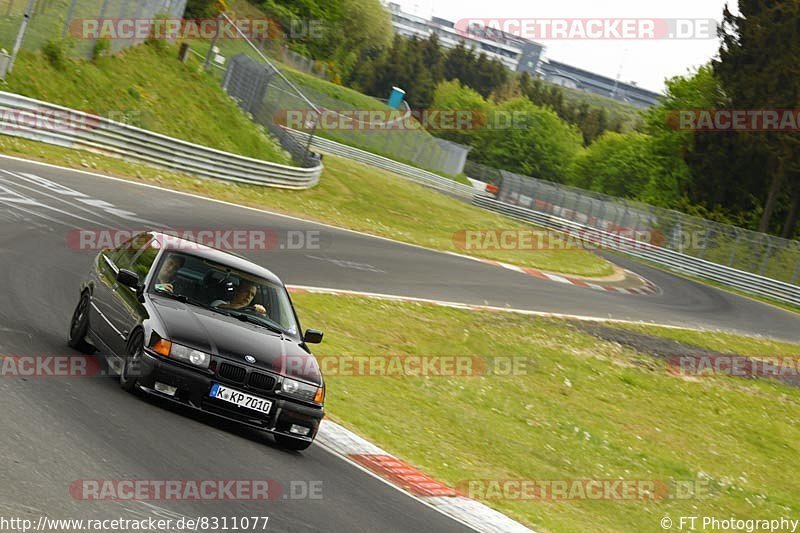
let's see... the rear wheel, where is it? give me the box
[274,435,312,451]
[120,330,143,393]
[68,292,95,354]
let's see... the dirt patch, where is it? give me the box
[572,323,800,388]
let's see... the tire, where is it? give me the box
[68,292,95,354]
[274,435,312,451]
[120,330,143,393]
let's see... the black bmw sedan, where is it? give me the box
[68,231,325,451]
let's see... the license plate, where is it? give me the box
[209,383,272,414]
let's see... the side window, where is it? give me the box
[130,243,159,280]
[112,233,153,269]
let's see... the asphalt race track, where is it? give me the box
[1,155,799,532]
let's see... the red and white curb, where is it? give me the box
[316,419,532,533]
[451,253,660,295]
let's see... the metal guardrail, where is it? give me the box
[474,195,800,307]
[285,127,482,199]
[0,92,323,189]
[2,91,797,306]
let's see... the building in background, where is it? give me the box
[386,2,543,73]
[383,2,661,107]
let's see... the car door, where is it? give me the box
[112,239,160,354]
[105,236,160,356]
[90,233,152,356]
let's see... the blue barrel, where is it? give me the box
[388,87,406,109]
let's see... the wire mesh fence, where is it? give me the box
[465,160,800,285]
[222,52,320,168]
[0,0,187,58]
[192,14,470,177]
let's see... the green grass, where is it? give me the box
[0,135,614,277]
[290,291,800,532]
[180,2,470,183]
[2,43,291,164]
[560,84,645,133]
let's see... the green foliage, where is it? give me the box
[351,35,509,110]
[257,0,391,80]
[7,43,290,164]
[470,98,584,182]
[569,131,689,206]
[184,0,226,18]
[430,80,489,145]
[91,38,111,61]
[41,38,73,70]
[713,0,800,235]
[518,73,631,145]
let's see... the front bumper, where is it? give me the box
[134,349,324,443]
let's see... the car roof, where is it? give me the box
[148,231,284,286]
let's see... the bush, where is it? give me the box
[42,39,73,69]
[92,38,111,60]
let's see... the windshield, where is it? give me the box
[148,251,299,336]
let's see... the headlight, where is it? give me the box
[152,339,211,369]
[171,344,211,369]
[281,377,324,404]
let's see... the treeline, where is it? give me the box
[348,36,508,109]
[186,0,394,80]
[184,0,799,237]
[346,34,627,146]
[402,0,800,237]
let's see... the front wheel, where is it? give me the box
[120,330,143,393]
[68,292,95,354]
[274,435,313,451]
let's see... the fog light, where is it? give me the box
[289,424,310,436]
[154,382,177,396]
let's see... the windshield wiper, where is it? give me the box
[153,290,209,309]
[226,311,285,336]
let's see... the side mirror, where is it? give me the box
[303,329,324,344]
[116,269,140,289]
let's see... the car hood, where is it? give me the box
[150,296,322,385]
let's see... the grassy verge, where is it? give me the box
[290,291,800,532]
[0,135,614,277]
[2,43,291,164]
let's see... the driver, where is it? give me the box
[154,254,185,294]
[212,280,267,316]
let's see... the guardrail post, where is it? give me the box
[696,225,711,259]
[791,254,800,285]
[759,239,773,276]
[727,230,741,267]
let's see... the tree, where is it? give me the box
[430,80,489,145]
[258,0,391,80]
[714,0,800,234]
[470,98,583,181]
